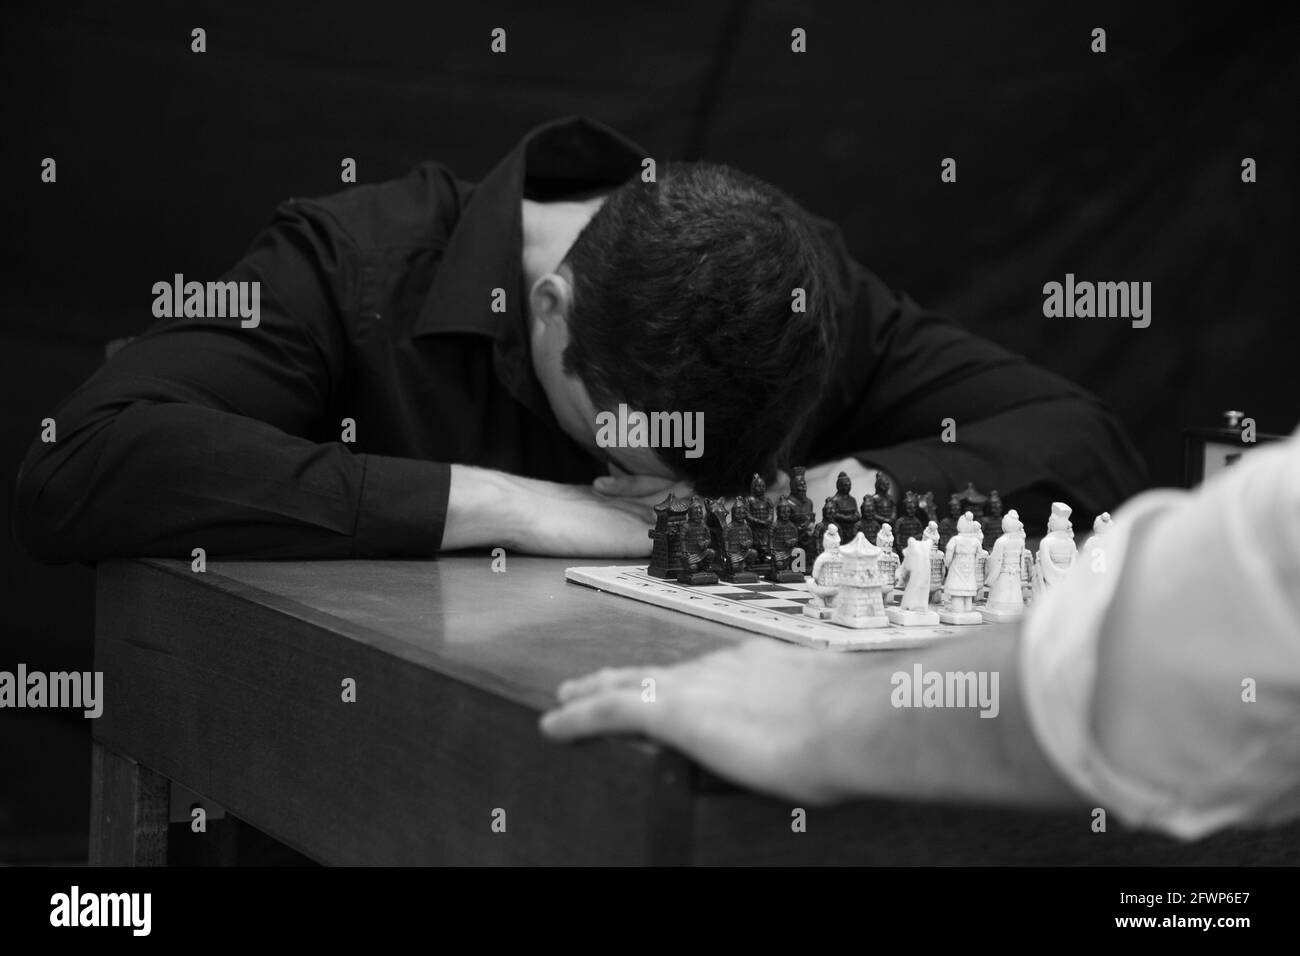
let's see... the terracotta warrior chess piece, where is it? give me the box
[937,494,962,551]
[895,491,925,557]
[982,490,1003,551]
[767,496,805,583]
[787,466,817,562]
[858,493,881,545]
[887,536,941,626]
[982,509,1028,622]
[923,520,945,604]
[871,472,895,528]
[804,524,843,620]
[831,532,890,629]
[1081,511,1112,563]
[647,492,690,578]
[940,512,984,624]
[874,523,900,603]
[1034,501,1078,595]
[746,473,775,572]
[830,472,860,542]
[719,497,759,583]
[810,497,835,560]
[675,496,719,585]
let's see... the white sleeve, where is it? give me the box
[1020,429,1300,840]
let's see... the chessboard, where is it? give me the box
[564,565,993,651]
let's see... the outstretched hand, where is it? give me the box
[540,640,868,804]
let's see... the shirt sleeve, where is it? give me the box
[13,198,450,562]
[1019,428,1300,839]
[802,216,1147,526]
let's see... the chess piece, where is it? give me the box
[956,482,988,523]
[719,497,759,583]
[923,521,945,604]
[940,512,984,624]
[875,524,900,602]
[982,490,1003,551]
[1081,512,1112,562]
[858,494,881,545]
[787,466,817,559]
[982,509,1027,622]
[895,491,924,556]
[1020,547,1036,604]
[809,497,835,560]
[746,474,775,572]
[647,493,690,578]
[675,496,719,585]
[830,472,860,542]
[871,472,895,527]
[766,496,805,583]
[937,494,962,551]
[1034,502,1078,595]
[804,524,843,620]
[830,532,890,629]
[887,536,941,626]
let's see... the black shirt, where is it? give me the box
[14,116,1146,562]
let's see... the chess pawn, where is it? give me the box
[937,494,962,551]
[874,524,900,603]
[895,491,924,556]
[1034,501,1078,595]
[887,537,941,626]
[982,509,1027,622]
[830,532,890,629]
[871,472,895,527]
[830,472,860,542]
[719,497,759,583]
[766,496,805,583]
[940,512,984,624]
[982,490,1003,551]
[746,473,775,572]
[804,524,843,620]
[923,521,945,604]
[676,496,720,585]
[858,494,881,545]
[788,466,817,559]
[1081,512,1112,565]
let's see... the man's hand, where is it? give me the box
[444,464,691,557]
[540,640,861,803]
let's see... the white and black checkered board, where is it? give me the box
[565,565,991,651]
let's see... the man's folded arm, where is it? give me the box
[13,200,450,562]
[806,217,1147,518]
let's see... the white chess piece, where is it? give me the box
[940,512,984,624]
[982,509,1027,623]
[804,524,842,620]
[887,536,941,626]
[1034,501,1078,595]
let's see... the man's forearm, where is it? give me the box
[817,627,1083,808]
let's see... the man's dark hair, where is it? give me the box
[561,161,837,495]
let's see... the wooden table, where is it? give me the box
[90,556,1299,865]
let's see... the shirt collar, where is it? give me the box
[415,116,647,411]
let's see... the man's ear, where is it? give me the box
[529,271,574,334]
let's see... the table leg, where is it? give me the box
[89,741,170,866]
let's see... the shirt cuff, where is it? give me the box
[352,454,450,557]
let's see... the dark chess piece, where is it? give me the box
[810,497,835,560]
[871,472,896,528]
[982,490,1003,551]
[746,473,775,572]
[859,493,881,545]
[895,490,924,556]
[787,466,817,560]
[720,497,759,583]
[957,482,989,522]
[647,492,690,578]
[675,496,719,585]
[704,496,730,555]
[830,471,859,541]
[938,493,962,551]
[767,496,806,583]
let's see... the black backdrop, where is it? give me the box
[2,0,1297,859]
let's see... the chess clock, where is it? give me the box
[1182,410,1283,488]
